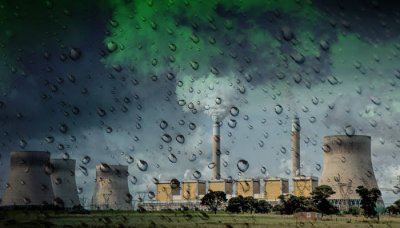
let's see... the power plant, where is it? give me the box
[1,151,55,206]
[0,116,384,212]
[145,115,383,211]
[91,164,133,210]
[50,159,80,208]
[319,135,382,210]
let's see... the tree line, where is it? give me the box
[200,185,383,218]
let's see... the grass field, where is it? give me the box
[1,210,400,227]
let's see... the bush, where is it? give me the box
[344,206,361,216]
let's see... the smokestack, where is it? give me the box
[292,115,300,177]
[91,164,132,210]
[1,151,55,206]
[212,114,221,180]
[50,159,80,208]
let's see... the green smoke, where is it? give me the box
[103,0,323,79]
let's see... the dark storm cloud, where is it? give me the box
[1,0,400,204]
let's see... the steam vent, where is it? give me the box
[50,159,80,208]
[319,135,381,210]
[1,151,55,206]
[91,164,132,210]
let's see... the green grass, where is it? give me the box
[1,210,400,227]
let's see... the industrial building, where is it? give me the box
[208,179,233,195]
[236,178,260,198]
[182,180,206,200]
[155,180,180,202]
[1,151,55,207]
[91,164,132,210]
[293,176,319,197]
[50,159,80,208]
[264,178,289,201]
[319,135,383,210]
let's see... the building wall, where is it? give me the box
[265,180,287,201]
[293,179,316,197]
[156,183,173,202]
[182,182,199,200]
[237,180,259,197]
[208,182,225,192]
[225,182,233,195]
[198,182,206,195]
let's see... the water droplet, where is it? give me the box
[261,166,266,174]
[237,159,249,172]
[275,105,283,114]
[97,108,106,117]
[45,136,54,143]
[79,166,88,176]
[81,156,91,165]
[161,134,172,143]
[168,153,178,163]
[189,122,196,130]
[69,48,81,60]
[228,119,237,128]
[59,123,68,134]
[322,144,331,152]
[126,156,134,164]
[230,106,239,116]
[137,160,148,171]
[208,162,216,169]
[100,163,111,172]
[148,191,155,199]
[106,41,118,52]
[192,170,201,179]
[344,125,355,137]
[188,154,196,162]
[130,176,138,185]
[62,153,70,160]
[312,97,319,105]
[176,134,185,144]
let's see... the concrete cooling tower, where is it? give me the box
[91,164,132,210]
[319,135,381,209]
[1,151,54,206]
[50,159,80,208]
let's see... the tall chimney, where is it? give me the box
[292,115,300,177]
[212,114,221,180]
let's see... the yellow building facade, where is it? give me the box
[181,180,206,200]
[293,176,318,197]
[264,178,289,201]
[208,179,233,194]
[236,178,260,197]
[156,180,180,202]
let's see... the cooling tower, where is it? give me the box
[292,115,300,177]
[1,151,54,206]
[211,114,221,180]
[91,164,132,210]
[319,135,381,209]
[50,159,80,208]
